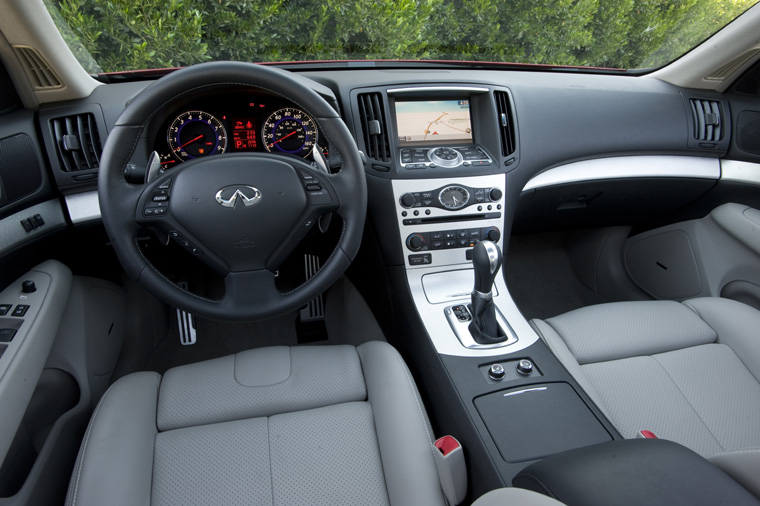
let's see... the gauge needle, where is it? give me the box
[267,131,297,148]
[452,195,459,205]
[174,134,204,151]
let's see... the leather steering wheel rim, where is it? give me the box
[98,61,366,321]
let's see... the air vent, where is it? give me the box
[13,46,62,90]
[51,114,102,172]
[690,99,722,142]
[357,92,390,162]
[494,91,516,156]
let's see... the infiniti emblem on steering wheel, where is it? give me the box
[215,186,262,208]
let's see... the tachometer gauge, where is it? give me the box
[168,111,227,162]
[262,108,318,157]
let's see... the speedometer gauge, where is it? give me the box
[168,111,227,162]
[262,108,317,157]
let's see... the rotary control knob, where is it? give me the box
[21,280,36,293]
[400,193,416,208]
[407,234,426,251]
[486,227,501,242]
[489,188,503,201]
[489,364,506,381]
[516,359,534,376]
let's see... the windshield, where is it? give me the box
[45,0,758,74]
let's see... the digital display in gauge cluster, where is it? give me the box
[154,95,322,168]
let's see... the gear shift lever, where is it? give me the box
[469,240,505,344]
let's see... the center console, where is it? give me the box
[352,82,620,500]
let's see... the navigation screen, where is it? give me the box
[395,100,472,144]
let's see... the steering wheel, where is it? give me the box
[98,62,366,321]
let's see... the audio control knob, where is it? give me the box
[407,234,425,251]
[489,188,503,201]
[400,193,416,208]
[486,227,501,242]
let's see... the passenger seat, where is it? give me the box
[531,297,760,498]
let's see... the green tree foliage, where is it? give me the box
[44,0,757,73]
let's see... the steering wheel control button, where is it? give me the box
[0,304,11,316]
[0,328,17,343]
[144,181,173,217]
[517,359,534,376]
[489,364,506,381]
[408,253,432,266]
[11,305,29,317]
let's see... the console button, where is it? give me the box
[0,328,17,343]
[431,241,444,249]
[517,359,534,376]
[445,240,457,248]
[457,230,468,239]
[408,253,432,266]
[489,364,506,381]
[0,304,11,316]
[431,231,443,240]
[444,231,456,239]
[11,305,29,317]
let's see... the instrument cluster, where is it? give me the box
[153,92,324,170]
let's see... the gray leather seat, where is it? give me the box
[66,341,448,506]
[531,297,760,497]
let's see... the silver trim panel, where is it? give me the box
[396,174,539,357]
[387,86,490,94]
[721,159,760,185]
[445,303,518,349]
[407,265,540,357]
[65,191,100,223]
[0,200,66,257]
[523,156,720,191]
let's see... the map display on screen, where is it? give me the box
[395,100,472,144]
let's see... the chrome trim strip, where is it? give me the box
[721,159,760,185]
[387,86,490,94]
[523,156,720,191]
[65,191,100,223]
[504,387,547,398]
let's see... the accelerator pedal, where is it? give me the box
[176,281,197,346]
[297,254,328,343]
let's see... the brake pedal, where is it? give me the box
[176,282,197,346]
[297,254,328,343]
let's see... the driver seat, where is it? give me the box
[65,342,449,506]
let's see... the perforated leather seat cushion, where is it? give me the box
[65,342,447,506]
[532,297,760,459]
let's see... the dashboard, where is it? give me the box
[150,91,328,170]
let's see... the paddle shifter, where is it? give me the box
[469,240,506,344]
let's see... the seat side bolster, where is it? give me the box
[357,341,447,506]
[684,298,760,382]
[709,449,760,500]
[530,319,612,422]
[66,371,160,506]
